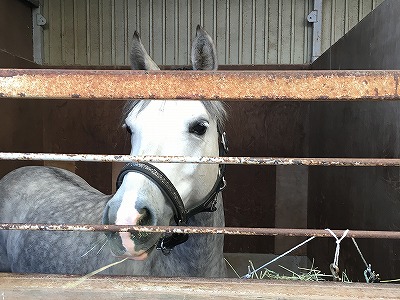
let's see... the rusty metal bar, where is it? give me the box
[0,223,399,239]
[1,152,400,167]
[0,69,399,101]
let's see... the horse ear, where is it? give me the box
[130,31,160,70]
[191,25,218,70]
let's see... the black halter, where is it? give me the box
[115,129,228,254]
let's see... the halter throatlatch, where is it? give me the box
[115,130,228,255]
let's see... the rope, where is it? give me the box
[326,228,349,267]
[351,237,380,283]
[242,236,316,279]
[351,237,368,267]
[325,228,349,280]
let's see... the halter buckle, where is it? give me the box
[219,177,227,192]
[221,131,229,154]
[156,238,172,255]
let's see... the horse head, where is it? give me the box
[103,26,226,260]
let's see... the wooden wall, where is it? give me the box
[309,0,400,281]
[40,0,313,66]
[0,0,34,62]
[0,0,42,178]
[224,101,309,253]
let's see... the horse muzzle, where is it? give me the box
[102,200,162,259]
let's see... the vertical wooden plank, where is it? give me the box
[135,0,141,34]
[240,0,252,64]
[48,0,63,65]
[191,0,201,32]
[124,0,129,64]
[178,0,189,65]
[151,0,163,64]
[279,0,292,64]
[86,1,91,64]
[61,0,75,65]
[361,0,373,18]
[190,0,201,64]
[302,0,309,64]
[320,0,333,55]
[237,0,242,64]
[203,0,215,47]
[254,0,266,64]
[88,0,100,65]
[264,0,269,64]
[293,0,305,64]
[42,0,50,64]
[139,0,150,59]
[216,0,227,65]
[333,0,345,45]
[225,0,230,64]
[250,0,256,64]
[228,0,239,64]
[289,0,295,64]
[126,0,138,67]
[100,0,112,65]
[165,0,175,64]
[174,0,179,65]
[277,0,282,64]
[267,0,278,64]
[346,0,360,32]
[114,0,126,65]
[74,0,87,65]
[305,0,312,63]
[187,0,192,63]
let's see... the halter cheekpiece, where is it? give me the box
[115,129,228,255]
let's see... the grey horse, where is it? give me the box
[0,25,227,277]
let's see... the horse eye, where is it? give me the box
[189,121,208,136]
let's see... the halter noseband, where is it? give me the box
[115,129,228,254]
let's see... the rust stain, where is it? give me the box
[0,69,399,101]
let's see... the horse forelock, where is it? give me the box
[122,100,227,129]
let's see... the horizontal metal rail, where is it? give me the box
[0,223,399,239]
[1,152,400,167]
[0,69,399,101]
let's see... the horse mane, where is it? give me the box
[122,100,227,129]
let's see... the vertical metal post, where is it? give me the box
[307,0,322,62]
[32,5,46,65]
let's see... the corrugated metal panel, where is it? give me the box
[321,0,385,54]
[41,0,313,66]
[41,0,384,66]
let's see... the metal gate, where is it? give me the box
[1,69,400,299]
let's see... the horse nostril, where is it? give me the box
[130,208,155,243]
[137,207,153,226]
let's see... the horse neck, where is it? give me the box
[159,194,226,277]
